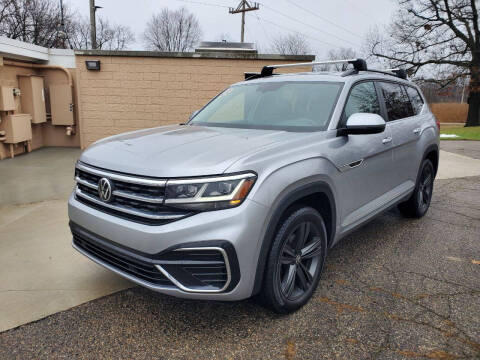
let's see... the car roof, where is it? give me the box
[235,71,414,87]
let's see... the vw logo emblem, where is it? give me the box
[98,177,113,202]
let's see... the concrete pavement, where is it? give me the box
[440,140,480,159]
[437,150,480,179]
[0,200,131,332]
[0,142,479,335]
[0,147,82,206]
[0,147,132,333]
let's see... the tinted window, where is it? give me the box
[405,86,424,115]
[190,82,343,131]
[379,82,414,121]
[343,81,381,120]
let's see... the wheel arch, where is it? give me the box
[423,143,439,177]
[252,181,336,296]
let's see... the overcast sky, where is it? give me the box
[65,0,397,57]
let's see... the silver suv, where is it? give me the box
[69,59,439,313]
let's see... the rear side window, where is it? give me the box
[343,81,381,120]
[379,82,414,121]
[405,86,424,115]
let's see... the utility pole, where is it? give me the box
[58,0,73,49]
[56,0,66,48]
[89,0,102,49]
[229,1,260,43]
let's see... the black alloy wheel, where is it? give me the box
[398,159,435,218]
[261,207,327,314]
[278,221,322,301]
[417,162,433,214]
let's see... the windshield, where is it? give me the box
[189,81,343,131]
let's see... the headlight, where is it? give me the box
[164,172,257,211]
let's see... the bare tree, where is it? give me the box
[143,7,202,52]
[0,0,74,48]
[0,0,134,50]
[0,0,11,26]
[69,16,90,50]
[271,33,310,55]
[70,16,135,50]
[366,0,480,127]
[420,78,468,103]
[315,47,357,71]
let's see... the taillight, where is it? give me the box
[436,120,441,130]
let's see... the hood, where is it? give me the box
[80,125,293,177]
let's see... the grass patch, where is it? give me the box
[440,126,480,140]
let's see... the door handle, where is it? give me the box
[382,136,392,144]
[413,128,421,135]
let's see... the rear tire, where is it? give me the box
[260,206,327,314]
[398,159,434,218]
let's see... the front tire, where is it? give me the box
[398,159,434,218]
[260,207,327,314]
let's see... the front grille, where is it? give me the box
[73,231,172,287]
[74,162,190,225]
[77,168,165,199]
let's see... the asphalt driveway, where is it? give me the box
[1,174,479,359]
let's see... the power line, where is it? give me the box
[174,0,347,49]
[175,0,229,8]
[284,0,363,40]
[256,15,338,48]
[254,12,271,43]
[259,2,357,47]
[343,0,373,19]
[253,12,272,51]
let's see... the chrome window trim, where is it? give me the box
[76,162,167,187]
[75,187,184,220]
[155,247,231,293]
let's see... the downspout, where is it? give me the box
[3,60,75,135]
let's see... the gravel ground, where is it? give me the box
[1,176,479,360]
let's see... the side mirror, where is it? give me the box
[342,113,386,135]
[189,109,200,120]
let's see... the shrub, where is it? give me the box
[429,103,468,123]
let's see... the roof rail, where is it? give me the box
[387,68,408,79]
[359,68,408,80]
[245,58,368,80]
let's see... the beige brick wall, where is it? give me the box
[76,55,311,148]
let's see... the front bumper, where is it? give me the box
[68,192,269,300]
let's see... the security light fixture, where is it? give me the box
[85,60,101,71]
